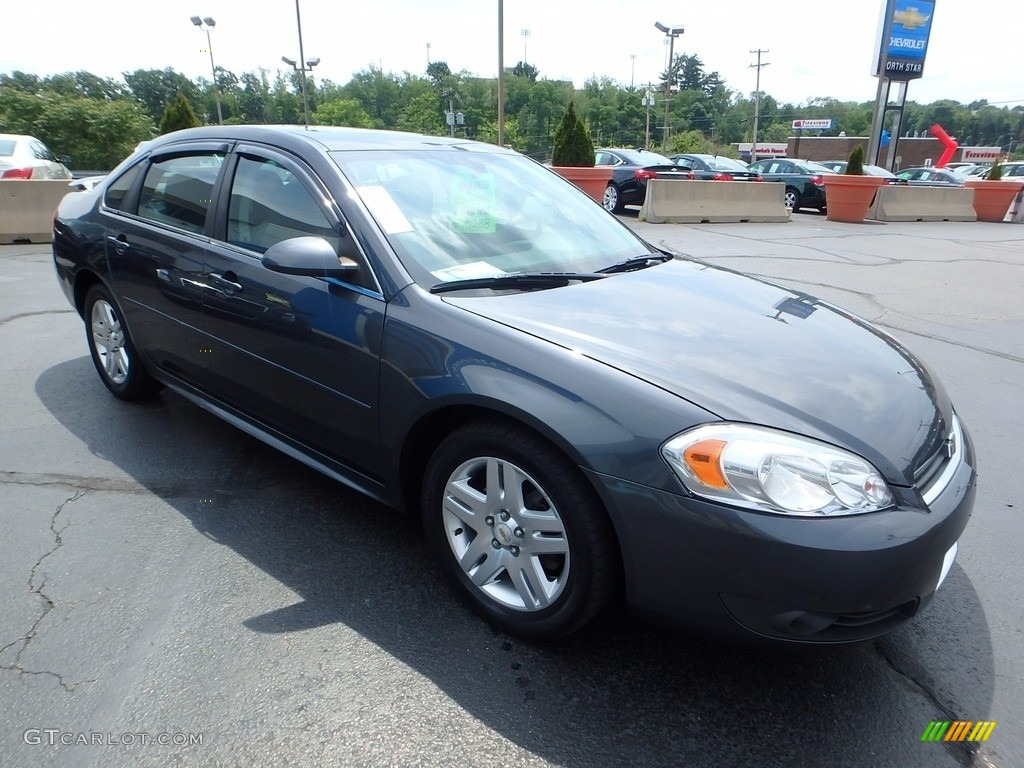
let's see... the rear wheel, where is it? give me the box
[422,419,617,640]
[784,187,802,211]
[84,284,160,400]
[603,183,623,214]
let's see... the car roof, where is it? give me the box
[143,125,512,156]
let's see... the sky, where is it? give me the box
[3,0,1023,109]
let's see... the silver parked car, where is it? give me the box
[0,133,72,180]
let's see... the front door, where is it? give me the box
[198,148,386,476]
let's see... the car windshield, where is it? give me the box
[801,161,835,174]
[331,149,651,289]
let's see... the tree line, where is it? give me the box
[2,58,1021,171]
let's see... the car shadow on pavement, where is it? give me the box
[36,357,996,768]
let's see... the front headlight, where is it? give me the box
[661,423,893,517]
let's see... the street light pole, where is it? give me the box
[654,22,684,150]
[293,0,312,129]
[497,0,505,146]
[282,56,320,129]
[190,15,223,125]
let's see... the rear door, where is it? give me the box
[198,145,386,473]
[103,143,228,389]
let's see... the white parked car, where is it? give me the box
[0,133,72,180]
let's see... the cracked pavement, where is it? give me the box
[2,217,1022,767]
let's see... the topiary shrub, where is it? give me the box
[159,91,201,134]
[987,159,1004,180]
[551,101,595,167]
[845,145,865,175]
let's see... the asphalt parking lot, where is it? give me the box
[2,214,1022,767]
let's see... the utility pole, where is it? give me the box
[643,84,655,149]
[749,49,770,163]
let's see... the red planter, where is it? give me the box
[551,166,614,204]
[821,175,887,223]
[963,179,1024,222]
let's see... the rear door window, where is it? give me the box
[137,153,224,234]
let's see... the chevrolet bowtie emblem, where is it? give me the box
[893,7,930,30]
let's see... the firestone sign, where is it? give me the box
[792,119,834,130]
[961,147,1002,161]
[874,0,935,81]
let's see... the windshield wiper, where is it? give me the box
[430,272,607,294]
[596,253,674,274]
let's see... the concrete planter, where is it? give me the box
[963,179,1024,222]
[551,166,613,204]
[821,175,886,223]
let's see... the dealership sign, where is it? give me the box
[737,143,789,159]
[873,0,935,81]
[792,119,834,130]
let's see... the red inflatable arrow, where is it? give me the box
[930,124,959,168]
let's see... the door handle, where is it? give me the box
[106,235,130,255]
[209,272,243,293]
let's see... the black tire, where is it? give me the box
[784,187,802,212]
[83,284,161,400]
[603,183,624,214]
[422,419,617,640]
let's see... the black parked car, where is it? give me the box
[669,153,762,181]
[53,126,975,644]
[594,147,693,213]
[746,158,836,212]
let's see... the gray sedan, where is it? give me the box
[52,126,975,644]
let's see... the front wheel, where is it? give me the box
[84,284,160,399]
[603,183,623,214]
[422,420,617,640]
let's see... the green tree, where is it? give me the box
[314,98,373,128]
[124,68,200,124]
[511,62,539,82]
[159,91,201,134]
[0,90,153,170]
[398,91,444,134]
[476,116,526,151]
[43,71,130,101]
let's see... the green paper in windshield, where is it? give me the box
[449,170,497,234]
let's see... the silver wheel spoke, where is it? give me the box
[523,533,568,556]
[496,459,526,514]
[458,531,494,573]
[509,558,552,609]
[445,478,486,525]
[469,550,505,587]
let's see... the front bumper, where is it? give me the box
[586,430,976,644]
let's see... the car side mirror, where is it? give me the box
[262,236,359,278]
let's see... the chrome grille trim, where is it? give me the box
[922,414,963,507]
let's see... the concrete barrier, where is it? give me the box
[639,179,789,223]
[0,180,78,244]
[1010,185,1024,224]
[866,185,977,222]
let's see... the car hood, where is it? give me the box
[443,259,952,486]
